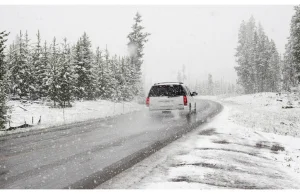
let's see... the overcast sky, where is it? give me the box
[0,5,295,88]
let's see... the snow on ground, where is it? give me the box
[98,93,300,189]
[223,92,300,137]
[0,100,144,136]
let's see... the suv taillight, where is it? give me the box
[146,97,150,107]
[183,96,187,106]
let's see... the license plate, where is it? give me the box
[159,100,171,103]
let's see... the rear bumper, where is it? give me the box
[148,106,190,114]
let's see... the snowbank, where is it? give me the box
[1,100,144,136]
[223,92,300,137]
[224,92,300,107]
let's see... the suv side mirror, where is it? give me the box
[191,92,198,96]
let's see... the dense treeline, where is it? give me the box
[235,16,282,94]
[236,6,300,94]
[5,13,149,106]
[0,12,149,129]
[5,31,136,106]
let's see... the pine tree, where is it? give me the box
[235,20,249,94]
[257,24,275,92]
[7,32,31,98]
[282,5,300,90]
[5,43,15,95]
[268,40,281,92]
[73,32,95,100]
[57,38,74,107]
[32,30,47,99]
[110,55,121,102]
[245,17,256,93]
[0,31,9,129]
[23,31,37,100]
[235,17,282,94]
[283,39,297,91]
[40,41,50,98]
[119,56,131,101]
[47,37,60,106]
[14,31,29,98]
[127,12,150,98]
[93,47,104,99]
[120,56,136,101]
[290,5,300,84]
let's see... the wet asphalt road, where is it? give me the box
[0,99,222,189]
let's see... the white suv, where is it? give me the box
[146,82,197,115]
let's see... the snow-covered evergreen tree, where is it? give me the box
[235,20,251,93]
[47,37,60,106]
[268,40,281,92]
[289,5,300,84]
[110,55,122,101]
[57,38,75,107]
[7,31,36,99]
[119,56,136,101]
[93,47,104,99]
[257,24,273,92]
[119,56,131,101]
[32,30,47,99]
[0,30,9,129]
[23,31,37,100]
[282,5,300,91]
[5,43,15,95]
[235,17,282,94]
[102,47,116,99]
[127,12,150,98]
[283,39,297,91]
[40,41,50,98]
[73,32,95,100]
[11,31,29,98]
[235,17,257,94]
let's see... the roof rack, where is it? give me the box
[154,82,183,85]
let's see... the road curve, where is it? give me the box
[0,99,222,189]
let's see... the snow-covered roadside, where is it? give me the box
[223,92,300,137]
[0,100,144,136]
[98,95,300,189]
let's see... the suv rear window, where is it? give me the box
[148,85,186,97]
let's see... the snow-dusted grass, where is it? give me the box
[0,100,144,136]
[223,92,300,137]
